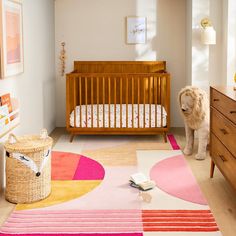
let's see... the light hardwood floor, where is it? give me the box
[0,127,236,236]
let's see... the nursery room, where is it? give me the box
[0,0,236,235]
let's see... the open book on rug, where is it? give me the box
[130,172,155,191]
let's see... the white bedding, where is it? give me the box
[70,104,167,128]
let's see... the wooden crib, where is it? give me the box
[66,61,170,142]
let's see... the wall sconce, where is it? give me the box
[200,18,216,45]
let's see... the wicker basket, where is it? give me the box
[4,129,53,204]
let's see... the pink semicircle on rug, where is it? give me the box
[73,155,105,180]
[150,154,207,205]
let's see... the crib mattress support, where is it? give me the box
[68,130,168,143]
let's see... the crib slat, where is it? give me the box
[120,77,122,128]
[149,76,151,128]
[126,76,128,128]
[132,77,134,128]
[158,76,160,127]
[138,77,140,128]
[103,77,105,127]
[79,77,82,128]
[73,76,76,128]
[143,77,146,128]
[160,76,163,127]
[97,77,99,128]
[66,77,70,129]
[108,77,111,128]
[154,76,157,128]
[91,77,93,128]
[85,77,88,128]
[114,77,117,128]
[166,74,170,128]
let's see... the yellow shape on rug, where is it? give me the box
[16,180,102,211]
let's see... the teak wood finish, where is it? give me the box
[210,86,236,191]
[66,61,170,142]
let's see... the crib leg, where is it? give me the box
[70,134,75,143]
[163,132,167,143]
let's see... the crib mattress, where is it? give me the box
[70,104,167,128]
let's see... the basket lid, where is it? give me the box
[4,132,53,153]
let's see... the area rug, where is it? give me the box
[0,135,222,236]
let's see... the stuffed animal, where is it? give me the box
[178,86,209,160]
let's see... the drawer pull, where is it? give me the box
[230,111,236,114]
[213,98,219,102]
[220,128,228,135]
[219,154,227,162]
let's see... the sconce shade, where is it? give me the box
[201,26,216,45]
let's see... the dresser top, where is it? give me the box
[211,86,236,102]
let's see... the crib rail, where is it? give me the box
[66,72,170,138]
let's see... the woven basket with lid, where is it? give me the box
[4,130,53,204]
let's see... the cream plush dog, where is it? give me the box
[178,86,209,160]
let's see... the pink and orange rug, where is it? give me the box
[0,135,222,236]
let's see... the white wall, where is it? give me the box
[209,0,224,86]
[156,0,186,127]
[188,0,225,92]
[186,0,192,86]
[0,0,55,190]
[192,0,210,91]
[226,0,236,85]
[55,0,186,127]
[222,0,228,86]
[189,0,236,88]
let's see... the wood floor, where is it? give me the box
[0,127,236,236]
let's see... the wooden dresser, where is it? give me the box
[210,86,236,190]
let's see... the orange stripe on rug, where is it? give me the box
[142,210,219,232]
[143,217,215,222]
[142,210,211,213]
[143,222,217,227]
[143,227,219,232]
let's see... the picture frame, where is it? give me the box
[0,0,23,79]
[126,16,147,44]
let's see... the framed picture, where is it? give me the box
[0,0,23,78]
[126,16,146,44]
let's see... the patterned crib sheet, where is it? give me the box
[70,104,167,128]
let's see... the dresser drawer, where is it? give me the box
[211,107,236,157]
[211,88,236,124]
[211,133,236,189]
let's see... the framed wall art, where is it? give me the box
[0,0,23,78]
[126,16,146,44]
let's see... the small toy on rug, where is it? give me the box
[129,172,155,191]
[139,191,152,203]
[178,86,209,160]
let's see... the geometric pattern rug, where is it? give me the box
[0,134,222,236]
